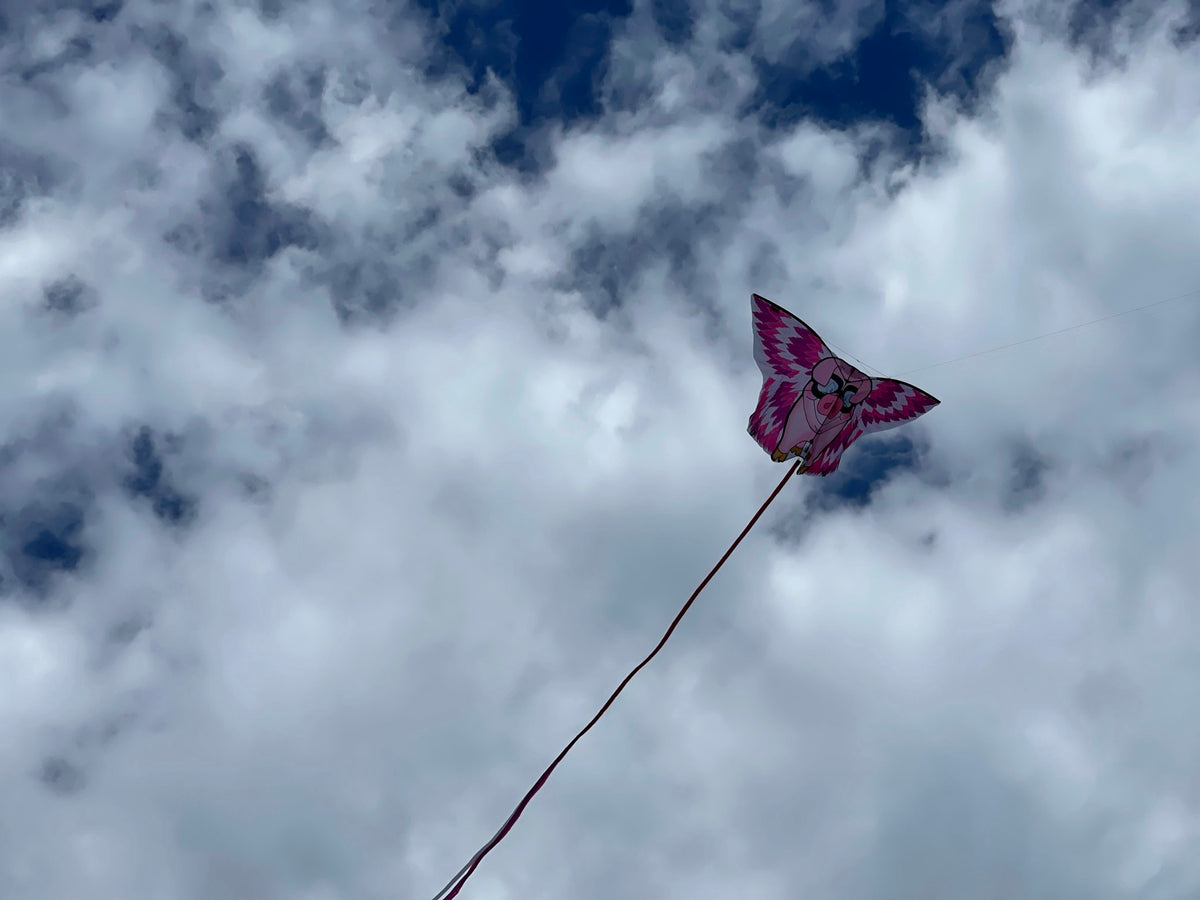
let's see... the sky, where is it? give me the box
[2,0,1200,897]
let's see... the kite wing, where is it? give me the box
[859,378,940,436]
[804,379,940,475]
[747,294,832,455]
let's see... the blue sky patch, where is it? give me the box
[5,501,87,597]
[123,427,198,527]
[420,0,1012,170]
[806,433,926,511]
[749,1,1012,148]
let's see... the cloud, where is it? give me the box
[2,0,1200,898]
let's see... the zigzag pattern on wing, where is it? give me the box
[747,294,830,454]
[860,379,940,435]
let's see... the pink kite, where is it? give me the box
[426,294,941,900]
[747,293,939,474]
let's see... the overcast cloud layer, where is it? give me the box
[3,0,1200,898]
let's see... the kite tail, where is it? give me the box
[427,459,804,900]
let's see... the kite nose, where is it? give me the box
[817,395,836,417]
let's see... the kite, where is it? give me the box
[426,294,940,900]
[747,293,940,474]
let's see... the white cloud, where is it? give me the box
[753,0,884,67]
[1,0,1199,898]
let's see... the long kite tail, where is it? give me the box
[427,459,804,900]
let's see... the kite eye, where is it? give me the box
[811,374,843,397]
[840,386,858,412]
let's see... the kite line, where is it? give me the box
[898,286,1200,377]
[427,458,804,900]
[814,284,1200,381]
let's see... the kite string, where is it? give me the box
[821,284,1200,381]
[820,335,886,379]
[897,286,1200,377]
[427,459,804,900]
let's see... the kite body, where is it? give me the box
[747,294,939,475]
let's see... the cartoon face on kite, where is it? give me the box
[747,294,940,475]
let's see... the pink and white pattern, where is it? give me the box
[747,294,831,455]
[860,379,941,434]
[747,294,940,475]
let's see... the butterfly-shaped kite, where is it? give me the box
[425,299,942,900]
[747,294,939,475]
